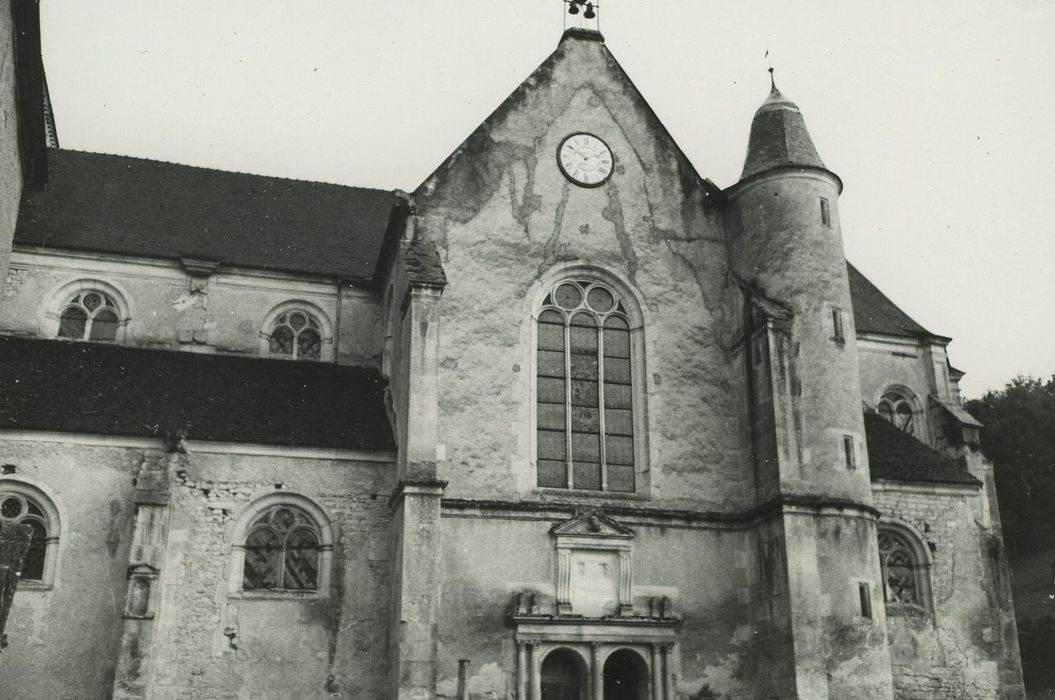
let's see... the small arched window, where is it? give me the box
[0,481,60,586]
[878,392,915,435]
[267,309,323,360]
[57,290,120,342]
[242,504,323,591]
[877,526,931,613]
[536,278,639,493]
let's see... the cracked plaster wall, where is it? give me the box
[149,451,395,700]
[436,512,804,700]
[415,37,752,511]
[0,440,137,699]
[0,254,382,365]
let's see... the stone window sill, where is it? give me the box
[535,487,650,503]
[229,589,327,601]
[13,581,53,592]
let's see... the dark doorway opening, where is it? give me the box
[603,648,649,700]
[541,648,585,700]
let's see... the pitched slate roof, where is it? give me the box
[741,86,826,180]
[0,336,394,450]
[847,262,940,339]
[864,412,979,486]
[14,149,396,280]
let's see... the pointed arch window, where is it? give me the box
[536,279,638,493]
[57,290,120,342]
[877,525,932,614]
[878,392,915,435]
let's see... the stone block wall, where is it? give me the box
[873,484,1022,699]
[0,1,22,285]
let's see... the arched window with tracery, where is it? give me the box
[57,290,120,342]
[878,392,915,435]
[0,481,60,586]
[536,277,640,493]
[241,504,323,591]
[268,309,323,360]
[877,525,931,613]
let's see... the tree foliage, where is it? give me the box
[967,375,1055,557]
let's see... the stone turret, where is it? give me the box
[726,80,895,699]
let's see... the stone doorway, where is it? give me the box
[541,648,586,700]
[603,649,649,700]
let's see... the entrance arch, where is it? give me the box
[541,648,586,700]
[603,648,649,700]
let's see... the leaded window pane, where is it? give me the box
[22,519,47,580]
[537,430,567,460]
[537,460,567,488]
[607,463,635,492]
[573,462,602,491]
[297,329,322,360]
[58,307,87,339]
[269,326,295,355]
[284,528,320,590]
[243,527,282,590]
[536,279,638,492]
[90,309,119,342]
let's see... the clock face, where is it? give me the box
[558,133,614,187]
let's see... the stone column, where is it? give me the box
[662,644,675,700]
[530,643,541,700]
[112,451,181,700]
[650,644,663,700]
[591,643,603,700]
[517,642,528,700]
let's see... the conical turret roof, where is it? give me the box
[741,82,826,180]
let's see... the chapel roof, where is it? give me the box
[846,262,942,340]
[741,83,827,180]
[0,335,394,451]
[864,411,980,486]
[14,148,397,281]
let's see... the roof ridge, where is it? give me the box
[47,147,392,194]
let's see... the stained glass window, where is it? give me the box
[0,493,50,581]
[242,505,321,591]
[878,530,921,606]
[536,279,636,492]
[269,311,322,360]
[878,392,915,435]
[57,291,120,342]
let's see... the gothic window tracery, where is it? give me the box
[57,290,120,342]
[536,278,638,492]
[241,504,322,591]
[877,527,930,612]
[268,310,322,360]
[877,392,915,435]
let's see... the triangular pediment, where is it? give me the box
[550,509,634,539]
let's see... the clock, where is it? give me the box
[557,133,614,187]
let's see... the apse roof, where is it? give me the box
[14,149,397,280]
[0,336,394,451]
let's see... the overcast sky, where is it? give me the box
[39,0,1055,397]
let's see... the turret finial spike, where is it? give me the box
[765,50,777,93]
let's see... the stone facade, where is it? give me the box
[0,12,1025,700]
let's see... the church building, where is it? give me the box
[0,2,1026,698]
